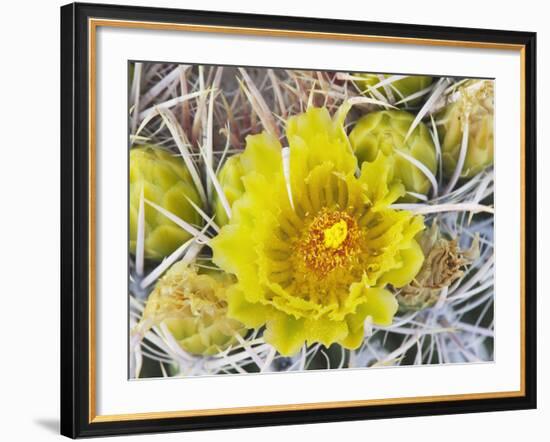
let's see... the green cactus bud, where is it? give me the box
[355,74,433,105]
[440,80,494,178]
[213,154,245,227]
[138,261,248,356]
[397,222,479,312]
[349,110,437,201]
[130,145,202,260]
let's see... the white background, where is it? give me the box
[0,0,546,440]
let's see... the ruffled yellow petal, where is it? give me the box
[359,152,406,210]
[210,220,261,303]
[264,312,307,356]
[288,107,357,185]
[379,239,425,288]
[226,285,271,329]
[341,307,369,349]
[304,317,348,348]
[240,132,283,179]
[363,287,399,326]
[214,133,283,227]
[340,285,397,348]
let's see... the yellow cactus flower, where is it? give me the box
[136,261,247,356]
[214,154,246,227]
[211,107,425,356]
[355,74,433,105]
[439,80,494,178]
[349,110,437,201]
[130,146,202,260]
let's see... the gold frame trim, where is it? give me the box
[88,18,527,424]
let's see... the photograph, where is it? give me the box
[128,62,495,379]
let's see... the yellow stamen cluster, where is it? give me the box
[296,209,362,276]
[323,220,348,249]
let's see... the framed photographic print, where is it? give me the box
[60,2,537,438]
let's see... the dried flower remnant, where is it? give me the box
[349,110,437,200]
[439,80,494,178]
[135,261,247,356]
[211,107,426,356]
[397,221,480,312]
[130,146,203,260]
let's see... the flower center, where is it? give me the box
[323,220,348,249]
[295,209,361,276]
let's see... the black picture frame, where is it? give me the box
[60,2,537,438]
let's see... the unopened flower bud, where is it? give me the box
[355,74,433,105]
[439,80,494,178]
[130,146,202,260]
[213,154,245,227]
[350,110,437,201]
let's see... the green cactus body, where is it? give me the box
[130,146,202,260]
[140,262,247,356]
[349,110,436,201]
[355,74,433,105]
[213,154,245,227]
[440,80,494,179]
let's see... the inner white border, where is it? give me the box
[95,25,521,415]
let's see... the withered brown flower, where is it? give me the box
[397,221,479,312]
